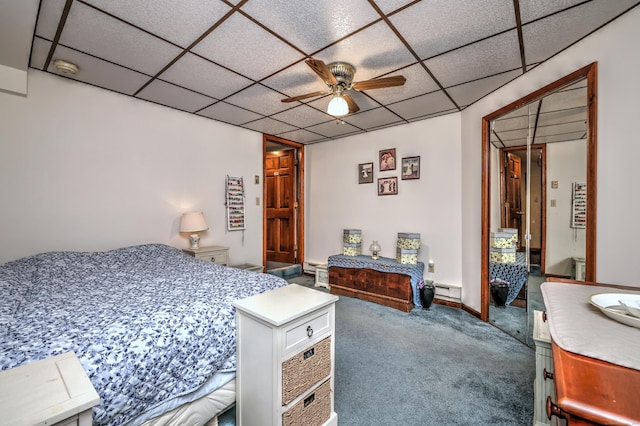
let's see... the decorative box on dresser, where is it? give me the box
[182,245,229,265]
[233,284,339,426]
[0,351,100,426]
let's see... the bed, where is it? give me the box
[0,243,288,426]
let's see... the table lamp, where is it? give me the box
[369,241,381,260]
[180,212,209,249]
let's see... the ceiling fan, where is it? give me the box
[281,58,407,117]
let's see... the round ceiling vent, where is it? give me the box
[53,59,79,75]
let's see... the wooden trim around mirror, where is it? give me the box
[480,62,597,322]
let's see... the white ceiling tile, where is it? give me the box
[82,0,231,47]
[523,0,640,64]
[34,0,66,40]
[271,105,333,128]
[137,80,215,113]
[225,84,294,116]
[192,13,304,81]
[47,44,151,95]
[241,118,298,135]
[424,30,521,88]
[276,129,328,144]
[387,90,456,120]
[376,0,418,15]
[342,107,404,129]
[519,0,590,24]
[60,2,183,75]
[364,63,439,105]
[241,0,380,54]
[197,101,262,125]
[536,121,586,137]
[407,109,460,123]
[159,53,252,100]
[305,120,361,138]
[29,37,51,70]
[542,86,587,113]
[312,21,416,82]
[390,0,516,60]
[446,69,522,107]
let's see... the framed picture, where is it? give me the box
[378,176,398,196]
[358,162,374,184]
[401,156,420,180]
[379,148,396,171]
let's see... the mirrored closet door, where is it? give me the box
[481,64,597,346]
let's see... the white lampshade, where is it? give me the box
[327,94,348,116]
[180,212,209,232]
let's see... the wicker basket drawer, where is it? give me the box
[282,379,331,426]
[282,337,331,405]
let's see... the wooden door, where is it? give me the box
[265,150,296,263]
[503,152,523,247]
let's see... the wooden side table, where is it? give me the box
[182,245,229,266]
[0,352,100,426]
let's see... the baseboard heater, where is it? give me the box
[434,283,462,304]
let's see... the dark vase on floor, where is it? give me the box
[491,282,509,308]
[419,285,435,309]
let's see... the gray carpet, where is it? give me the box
[220,276,535,425]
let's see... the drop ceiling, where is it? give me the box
[19,1,640,144]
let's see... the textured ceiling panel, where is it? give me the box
[197,101,262,125]
[60,2,183,75]
[192,13,304,81]
[136,80,215,113]
[18,1,640,144]
[159,53,252,100]
[240,0,380,54]
[387,90,456,120]
[82,0,231,48]
[48,44,150,95]
[425,30,522,88]
[390,0,516,60]
[523,0,640,64]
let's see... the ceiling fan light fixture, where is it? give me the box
[327,93,348,116]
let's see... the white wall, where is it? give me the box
[305,114,462,287]
[546,140,587,276]
[462,6,640,311]
[0,70,264,264]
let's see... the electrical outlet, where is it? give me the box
[256,197,260,205]
[550,199,556,207]
[254,175,260,184]
[428,261,435,273]
[551,180,558,189]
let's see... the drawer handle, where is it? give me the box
[210,257,216,262]
[307,325,313,338]
[546,396,566,420]
[543,368,554,380]
[304,393,315,408]
[542,311,547,322]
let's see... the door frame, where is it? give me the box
[481,62,597,322]
[262,134,305,268]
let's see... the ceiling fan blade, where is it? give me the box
[281,91,327,103]
[343,94,360,114]
[305,58,338,85]
[352,75,406,91]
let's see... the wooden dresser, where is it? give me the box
[541,282,640,425]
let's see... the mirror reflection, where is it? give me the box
[488,79,588,346]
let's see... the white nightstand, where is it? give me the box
[0,352,100,426]
[183,245,229,266]
[233,284,339,426]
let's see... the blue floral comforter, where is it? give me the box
[0,244,287,426]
